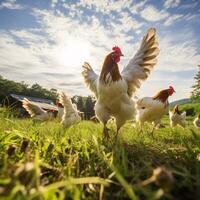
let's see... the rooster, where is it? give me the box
[136,86,175,133]
[59,92,81,128]
[22,98,54,121]
[82,28,159,138]
[193,114,200,128]
[169,105,187,127]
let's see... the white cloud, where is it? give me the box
[129,0,147,14]
[164,0,180,9]
[77,0,132,14]
[0,5,199,100]
[51,0,58,8]
[140,4,183,26]
[179,1,199,9]
[67,0,146,16]
[118,12,144,31]
[0,8,137,95]
[0,31,46,71]
[140,5,169,21]
[183,13,200,22]
[0,0,24,10]
[164,14,182,26]
[108,12,144,37]
[158,35,200,73]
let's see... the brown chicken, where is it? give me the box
[136,86,175,133]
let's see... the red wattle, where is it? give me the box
[114,56,120,63]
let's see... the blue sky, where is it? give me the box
[0,0,200,101]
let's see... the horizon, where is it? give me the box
[0,74,194,103]
[0,0,200,101]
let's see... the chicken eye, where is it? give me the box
[141,107,145,109]
[111,53,114,57]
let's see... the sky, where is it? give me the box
[0,0,200,101]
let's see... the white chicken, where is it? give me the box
[193,114,200,128]
[59,92,81,128]
[22,98,54,121]
[169,105,187,127]
[136,86,175,132]
[22,93,81,128]
[82,28,159,138]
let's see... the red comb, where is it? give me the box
[169,86,175,91]
[112,46,122,53]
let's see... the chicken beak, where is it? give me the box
[121,53,124,56]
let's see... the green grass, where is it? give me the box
[0,106,200,200]
[177,103,200,117]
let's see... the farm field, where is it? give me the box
[0,106,200,200]
[1,0,200,199]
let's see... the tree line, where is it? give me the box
[191,65,200,101]
[0,75,95,119]
[2,65,199,119]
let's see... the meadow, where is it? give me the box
[0,105,200,200]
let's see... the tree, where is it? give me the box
[84,96,95,119]
[0,75,58,103]
[76,96,84,112]
[191,65,200,101]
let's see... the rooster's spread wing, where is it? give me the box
[121,28,159,97]
[22,98,46,117]
[82,62,99,98]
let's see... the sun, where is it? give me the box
[58,37,92,68]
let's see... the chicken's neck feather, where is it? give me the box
[100,53,122,84]
[153,89,170,103]
[173,105,181,115]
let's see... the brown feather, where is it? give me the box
[172,105,181,115]
[139,63,155,68]
[100,53,122,84]
[153,89,170,103]
[144,47,159,55]
[143,55,157,62]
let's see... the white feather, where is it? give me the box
[59,92,81,128]
[95,79,136,128]
[193,117,200,128]
[82,62,99,98]
[169,111,187,128]
[57,107,64,120]
[121,28,159,97]
[136,97,168,125]
[22,98,51,121]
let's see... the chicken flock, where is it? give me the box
[21,27,200,137]
[22,92,81,128]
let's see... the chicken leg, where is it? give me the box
[114,127,121,140]
[103,124,110,139]
[149,124,156,137]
